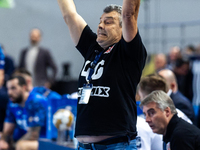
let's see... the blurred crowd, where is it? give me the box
[143,44,200,106]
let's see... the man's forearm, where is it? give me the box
[57,0,87,45]
[1,134,12,144]
[122,0,140,42]
[122,0,140,19]
[57,0,76,22]
[20,127,40,141]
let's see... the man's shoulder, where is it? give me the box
[173,118,199,134]
[171,91,190,103]
[32,86,61,99]
[20,47,29,54]
[170,121,200,148]
[28,91,47,103]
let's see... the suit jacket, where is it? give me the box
[19,47,57,86]
[170,91,195,123]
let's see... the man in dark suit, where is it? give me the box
[19,28,57,88]
[159,69,195,123]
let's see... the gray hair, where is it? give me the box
[104,4,122,27]
[140,90,177,115]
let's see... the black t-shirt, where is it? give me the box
[164,114,200,150]
[75,25,147,137]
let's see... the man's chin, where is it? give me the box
[11,100,17,103]
[96,38,104,44]
[97,40,106,47]
[10,98,22,104]
[152,128,158,134]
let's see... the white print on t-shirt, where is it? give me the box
[78,86,110,98]
[81,60,105,81]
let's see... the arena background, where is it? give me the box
[0,0,200,80]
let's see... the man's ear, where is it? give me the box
[170,82,175,90]
[164,107,171,117]
[26,78,32,85]
[22,84,28,92]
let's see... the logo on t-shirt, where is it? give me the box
[78,86,110,98]
[81,60,105,81]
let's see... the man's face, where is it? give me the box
[142,102,168,135]
[30,29,41,45]
[96,11,122,49]
[154,55,166,71]
[6,79,24,104]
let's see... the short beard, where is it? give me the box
[10,94,23,104]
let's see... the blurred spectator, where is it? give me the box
[159,69,195,123]
[183,44,196,58]
[0,76,47,150]
[13,68,61,100]
[188,43,200,128]
[196,44,200,54]
[0,44,15,85]
[167,46,182,70]
[0,44,9,137]
[19,28,57,89]
[0,44,5,88]
[154,53,167,72]
[173,58,193,101]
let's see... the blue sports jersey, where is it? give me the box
[5,91,48,141]
[31,86,62,100]
[0,45,5,69]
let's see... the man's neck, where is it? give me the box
[30,43,39,48]
[163,114,174,136]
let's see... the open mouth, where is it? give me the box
[149,124,154,129]
[98,33,106,36]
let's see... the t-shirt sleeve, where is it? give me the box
[121,31,147,62]
[26,97,47,127]
[76,25,97,58]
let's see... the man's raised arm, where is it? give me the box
[57,0,87,45]
[122,0,140,42]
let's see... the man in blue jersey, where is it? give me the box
[12,68,61,100]
[0,76,48,150]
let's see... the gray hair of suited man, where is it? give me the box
[104,4,122,27]
[140,90,177,115]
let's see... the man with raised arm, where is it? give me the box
[57,0,147,149]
